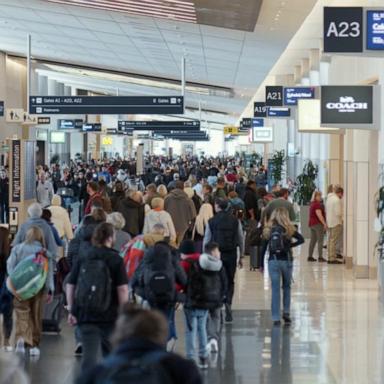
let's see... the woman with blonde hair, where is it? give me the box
[143,197,176,244]
[308,191,327,262]
[264,207,304,326]
[7,226,54,356]
[192,203,214,252]
[107,212,131,252]
[157,184,168,199]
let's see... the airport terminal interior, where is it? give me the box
[1,0,384,383]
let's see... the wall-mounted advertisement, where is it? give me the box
[321,86,373,125]
[366,10,384,50]
[284,87,315,106]
[323,7,363,53]
[251,127,273,143]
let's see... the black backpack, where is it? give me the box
[187,260,222,310]
[75,255,112,314]
[144,265,175,306]
[96,350,172,384]
[269,226,287,257]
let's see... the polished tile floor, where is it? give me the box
[2,243,384,384]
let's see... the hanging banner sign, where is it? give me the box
[30,96,184,115]
[323,7,363,53]
[366,10,384,50]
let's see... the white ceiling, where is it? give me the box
[0,0,317,120]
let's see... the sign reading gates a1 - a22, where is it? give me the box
[324,7,363,53]
[367,10,384,50]
[321,86,373,125]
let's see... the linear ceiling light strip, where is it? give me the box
[47,0,196,21]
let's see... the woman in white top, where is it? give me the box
[143,197,176,244]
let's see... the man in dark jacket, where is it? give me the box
[118,191,145,237]
[77,304,202,384]
[243,180,259,221]
[203,199,244,323]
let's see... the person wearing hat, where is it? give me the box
[203,199,244,323]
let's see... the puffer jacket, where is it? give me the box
[48,195,74,240]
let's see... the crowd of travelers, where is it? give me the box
[0,154,344,383]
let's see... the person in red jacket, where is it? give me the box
[177,240,200,293]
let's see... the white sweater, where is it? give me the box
[326,193,342,228]
[143,210,176,242]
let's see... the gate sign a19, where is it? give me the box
[323,7,363,53]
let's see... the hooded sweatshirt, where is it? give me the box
[164,189,196,234]
[199,253,223,272]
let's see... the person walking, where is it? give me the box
[107,212,131,252]
[118,191,145,237]
[0,227,12,351]
[66,222,129,372]
[7,226,55,356]
[308,191,327,262]
[36,173,54,208]
[326,186,344,264]
[192,203,214,253]
[164,181,196,246]
[263,208,304,326]
[203,199,244,322]
[143,198,176,244]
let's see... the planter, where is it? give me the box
[300,205,311,239]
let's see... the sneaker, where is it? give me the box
[328,260,343,264]
[209,338,219,353]
[166,338,177,352]
[15,338,25,354]
[29,347,40,356]
[225,311,233,323]
[283,314,292,325]
[336,254,343,259]
[318,257,327,263]
[74,343,83,356]
[3,346,13,352]
[307,257,317,262]
[198,357,209,369]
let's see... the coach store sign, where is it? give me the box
[321,86,374,126]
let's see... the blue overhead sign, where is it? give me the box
[267,107,291,117]
[367,10,384,50]
[252,118,264,127]
[284,87,315,105]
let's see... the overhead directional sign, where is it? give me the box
[0,101,4,117]
[240,118,252,129]
[268,107,291,117]
[324,7,363,53]
[29,96,184,115]
[366,10,384,50]
[118,120,199,131]
[254,102,267,117]
[58,119,83,129]
[224,126,238,135]
[265,86,283,106]
[284,87,315,106]
[252,118,264,127]
[82,123,102,132]
[37,117,51,125]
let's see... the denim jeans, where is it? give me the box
[207,307,221,341]
[268,259,293,321]
[78,323,114,372]
[184,308,209,360]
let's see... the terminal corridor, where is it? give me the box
[22,243,383,384]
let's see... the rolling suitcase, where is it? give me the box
[42,294,64,333]
[250,246,261,271]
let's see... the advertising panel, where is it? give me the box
[367,10,384,50]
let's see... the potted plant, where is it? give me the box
[294,160,318,238]
[269,150,286,186]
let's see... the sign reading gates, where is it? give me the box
[324,7,363,53]
[254,102,267,117]
[265,86,283,106]
[367,10,384,50]
[11,140,21,203]
[284,87,315,106]
[321,86,373,124]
